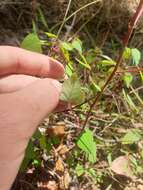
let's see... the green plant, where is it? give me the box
[77,128,96,163]
[18,1,143,188]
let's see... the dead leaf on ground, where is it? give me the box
[37,180,59,190]
[55,157,65,173]
[57,144,69,155]
[60,170,71,190]
[46,122,66,138]
[110,156,134,178]
[133,123,143,129]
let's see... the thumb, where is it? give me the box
[13,78,61,131]
[0,79,61,190]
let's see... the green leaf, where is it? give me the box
[72,38,83,54]
[32,20,37,34]
[86,50,96,64]
[65,63,73,77]
[75,164,85,176]
[38,8,48,29]
[123,72,133,88]
[138,66,143,81]
[126,94,138,112]
[107,153,112,166]
[25,140,36,159]
[39,135,47,150]
[33,129,42,139]
[39,135,52,152]
[60,74,85,104]
[20,140,36,171]
[77,129,96,163]
[87,168,96,178]
[21,33,42,53]
[90,76,101,92]
[61,42,73,51]
[121,129,142,144]
[99,60,116,66]
[32,159,41,167]
[45,32,57,39]
[76,57,91,70]
[123,90,138,112]
[61,47,70,62]
[123,47,132,60]
[131,48,141,66]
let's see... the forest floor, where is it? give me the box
[0,1,143,190]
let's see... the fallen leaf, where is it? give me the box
[46,122,66,138]
[55,157,64,173]
[37,180,59,190]
[110,156,134,178]
[133,123,143,129]
[57,144,69,155]
[63,170,71,189]
[60,170,71,190]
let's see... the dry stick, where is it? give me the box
[57,0,72,37]
[64,14,77,41]
[116,67,143,74]
[82,0,143,131]
[51,0,101,32]
[71,1,103,41]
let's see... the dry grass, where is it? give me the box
[0,1,142,46]
[0,0,140,31]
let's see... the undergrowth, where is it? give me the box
[12,1,143,190]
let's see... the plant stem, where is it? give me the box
[51,0,102,32]
[57,0,72,37]
[82,0,143,130]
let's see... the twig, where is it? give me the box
[82,0,143,131]
[0,1,24,6]
[19,179,36,190]
[64,14,77,41]
[129,86,143,94]
[57,0,72,37]
[65,0,102,25]
[71,1,103,40]
[129,85,143,106]
[51,0,102,32]
[116,67,143,74]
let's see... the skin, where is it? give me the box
[0,46,65,190]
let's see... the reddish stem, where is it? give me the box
[82,0,143,130]
[116,68,143,74]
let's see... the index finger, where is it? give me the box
[0,46,64,79]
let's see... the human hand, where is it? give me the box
[0,46,64,190]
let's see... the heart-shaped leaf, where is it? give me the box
[123,72,133,88]
[131,48,141,66]
[72,38,83,54]
[21,33,42,53]
[60,74,85,105]
[121,129,142,144]
[110,156,134,178]
[77,129,96,164]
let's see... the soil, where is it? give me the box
[0,0,142,45]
